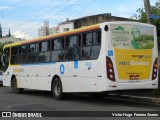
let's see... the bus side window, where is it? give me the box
[28,43,39,63]
[51,38,64,61]
[39,41,50,62]
[11,47,19,64]
[65,35,81,60]
[19,45,28,64]
[82,30,101,60]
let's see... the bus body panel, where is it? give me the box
[103,22,158,91]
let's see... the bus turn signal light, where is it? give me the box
[106,56,115,81]
[152,57,158,80]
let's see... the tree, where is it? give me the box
[8,29,11,37]
[131,0,160,36]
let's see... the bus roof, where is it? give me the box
[4,24,100,48]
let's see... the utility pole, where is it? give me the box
[143,0,151,24]
[0,24,2,38]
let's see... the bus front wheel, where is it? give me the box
[52,78,65,100]
[11,77,23,94]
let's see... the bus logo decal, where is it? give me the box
[60,64,65,74]
[85,62,92,70]
[74,61,78,69]
[108,50,113,56]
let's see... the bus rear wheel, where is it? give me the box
[52,78,65,100]
[11,77,23,94]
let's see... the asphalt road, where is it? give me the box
[0,86,160,120]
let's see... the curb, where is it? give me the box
[107,93,160,105]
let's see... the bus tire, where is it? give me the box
[11,77,23,94]
[52,78,65,100]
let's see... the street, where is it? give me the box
[0,86,160,120]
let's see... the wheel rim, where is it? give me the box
[54,84,61,96]
[13,79,17,90]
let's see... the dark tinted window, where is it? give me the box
[39,41,50,62]
[28,43,39,63]
[28,54,38,63]
[65,35,81,60]
[39,41,50,52]
[19,54,28,63]
[82,46,101,59]
[51,50,64,61]
[66,36,80,47]
[19,45,28,64]
[39,52,50,62]
[82,30,101,59]
[83,31,101,46]
[52,38,64,50]
[51,38,64,62]
[29,43,38,53]
[84,33,92,45]
[11,56,19,64]
[20,45,28,54]
[11,47,18,55]
[11,47,19,64]
[93,32,101,44]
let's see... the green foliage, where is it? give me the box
[131,0,160,55]
[131,0,160,37]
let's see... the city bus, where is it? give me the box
[1,21,158,100]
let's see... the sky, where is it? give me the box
[0,0,158,39]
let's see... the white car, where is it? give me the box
[0,70,3,85]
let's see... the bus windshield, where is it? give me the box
[1,48,10,72]
[111,24,154,49]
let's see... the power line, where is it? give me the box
[20,0,89,35]
[45,0,83,21]
[21,0,96,37]
[73,0,97,18]
[4,0,39,17]
[49,0,89,21]
[12,0,69,21]
[20,0,84,33]
[10,0,71,29]
[54,0,96,23]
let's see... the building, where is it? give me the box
[58,13,131,33]
[38,13,132,36]
[49,27,59,35]
[38,21,59,37]
[38,21,50,37]
[58,20,74,33]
